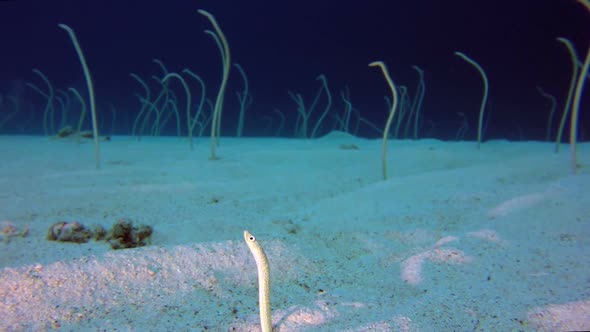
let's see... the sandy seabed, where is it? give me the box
[0,133,589,331]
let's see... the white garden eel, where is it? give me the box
[244,230,272,332]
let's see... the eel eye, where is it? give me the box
[249,236,255,241]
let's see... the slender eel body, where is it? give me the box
[243,230,272,332]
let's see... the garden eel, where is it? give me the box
[243,230,272,332]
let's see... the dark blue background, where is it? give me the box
[0,0,588,140]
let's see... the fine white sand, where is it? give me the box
[0,133,589,331]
